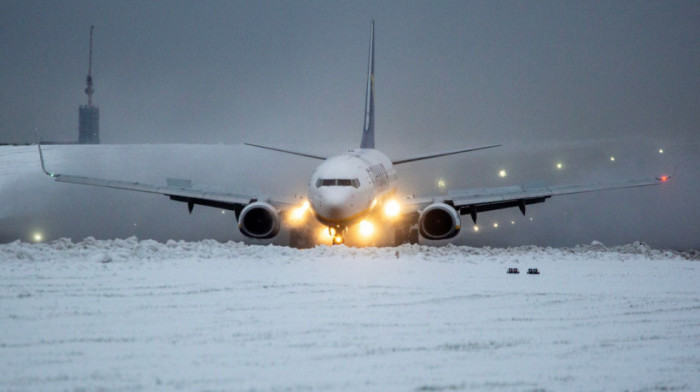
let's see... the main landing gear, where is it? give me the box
[394,226,419,246]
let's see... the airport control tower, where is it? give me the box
[79,26,99,144]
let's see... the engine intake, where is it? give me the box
[419,202,461,240]
[238,202,281,239]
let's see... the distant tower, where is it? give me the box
[79,25,100,144]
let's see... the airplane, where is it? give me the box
[38,21,670,247]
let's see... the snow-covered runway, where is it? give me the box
[1,239,698,391]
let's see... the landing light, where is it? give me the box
[290,200,310,222]
[556,162,563,170]
[659,149,664,154]
[610,156,615,162]
[499,170,507,178]
[384,200,400,218]
[493,222,498,228]
[359,220,374,237]
[437,179,447,190]
[32,232,43,242]
[329,227,337,237]
[317,228,333,244]
[473,226,479,232]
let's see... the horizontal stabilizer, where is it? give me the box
[243,143,327,160]
[392,144,500,165]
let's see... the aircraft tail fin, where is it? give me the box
[360,20,375,149]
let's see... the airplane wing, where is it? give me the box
[38,143,297,215]
[403,175,671,224]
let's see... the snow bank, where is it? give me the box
[1,237,696,263]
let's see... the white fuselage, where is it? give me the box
[308,149,397,228]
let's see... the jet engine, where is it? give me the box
[238,202,281,239]
[418,202,461,240]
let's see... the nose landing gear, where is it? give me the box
[329,226,346,245]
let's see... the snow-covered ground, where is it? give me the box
[1,238,698,391]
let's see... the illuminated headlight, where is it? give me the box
[383,200,400,218]
[289,200,310,222]
[359,220,374,237]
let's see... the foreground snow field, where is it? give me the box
[1,239,698,391]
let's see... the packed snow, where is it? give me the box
[1,238,698,391]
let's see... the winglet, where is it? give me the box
[360,20,375,149]
[656,166,677,182]
[35,134,57,177]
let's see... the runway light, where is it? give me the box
[498,170,507,178]
[384,199,400,218]
[32,232,43,242]
[359,220,374,237]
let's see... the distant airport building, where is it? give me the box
[79,105,99,144]
[79,26,100,144]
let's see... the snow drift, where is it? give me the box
[1,239,698,391]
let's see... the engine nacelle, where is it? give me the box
[418,202,461,240]
[238,202,281,239]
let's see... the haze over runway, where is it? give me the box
[0,1,698,248]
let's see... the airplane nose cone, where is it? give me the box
[312,188,354,220]
[322,192,348,218]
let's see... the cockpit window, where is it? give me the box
[315,178,361,188]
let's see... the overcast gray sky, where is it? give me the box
[1,1,697,147]
[1,1,698,248]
